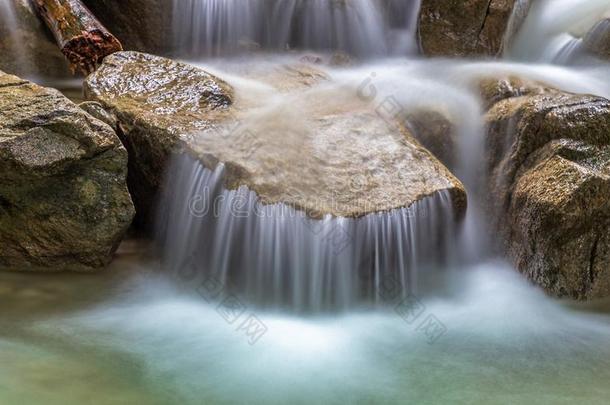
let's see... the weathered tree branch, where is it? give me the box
[30,0,123,74]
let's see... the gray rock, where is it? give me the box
[84,51,234,225]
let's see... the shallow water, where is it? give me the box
[2,241,610,404]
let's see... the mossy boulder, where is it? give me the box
[418,0,531,57]
[0,71,134,272]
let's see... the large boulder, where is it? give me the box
[484,82,610,299]
[84,51,466,224]
[583,18,610,60]
[81,0,173,54]
[418,0,531,57]
[0,0,71,77]
[0,71,134,272]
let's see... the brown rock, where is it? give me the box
[84,52,234,226]
[418,0,532,57]
[485,86,610,299]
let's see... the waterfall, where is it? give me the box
[507,0,610,63]
[159,0,610,313]
[157,154,458,313]
[172,0,421,58]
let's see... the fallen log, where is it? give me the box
[30,0,123,74]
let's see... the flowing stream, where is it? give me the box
[2,0,610,403]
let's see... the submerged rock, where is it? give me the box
[484,83,610,299]
[418,0,531,57]
[0,71,134,272]
[85,51,466,222]
[0,0,71,77]
[583,18,610,60]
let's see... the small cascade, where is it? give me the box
[172,0,421,58]
[157,154,458,313]
[507,0,610,63]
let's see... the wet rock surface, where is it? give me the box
[85,51,466,221]
[0,70,134,272]
[484,81,610,299]
[84,52,234,225]
[418,0,530,57]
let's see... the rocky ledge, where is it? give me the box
[84,51,466,221]
[0,71,134,272]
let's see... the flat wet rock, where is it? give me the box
[85,52,466,220]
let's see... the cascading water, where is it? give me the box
[4,1,610,403]
[507,0,610,63]
[158,154,457,312]
[172,0,421,57]
[162,0,610,315]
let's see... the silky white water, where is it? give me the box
[172,0,421,57]
[2,247,610,404]
[3,0,610,403]
[508,0,610,63]
[157,51,610,312]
